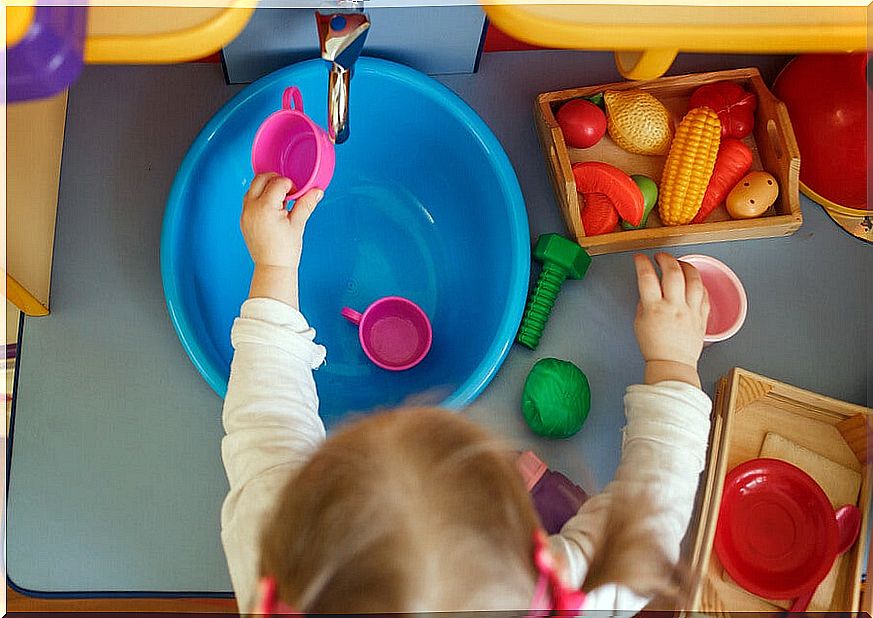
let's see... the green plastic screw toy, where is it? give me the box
[517,233,592,349]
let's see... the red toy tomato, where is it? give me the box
[774,53,869,210]
[557,99,607,149]
[689,82,757,139]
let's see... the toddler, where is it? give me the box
[220,173,712,613]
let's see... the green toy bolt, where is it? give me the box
[517,233,591,350]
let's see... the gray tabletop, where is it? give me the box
[8,50,871,596]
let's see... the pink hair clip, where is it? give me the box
[256,577,300,616]
[529,529,586,615]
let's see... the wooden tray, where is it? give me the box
[534,68,802,255]
[682,368,872,612]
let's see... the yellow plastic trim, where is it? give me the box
[799,181,869,217]
[483,3,869,79]
[6,4,35,47]
[84,0,256,64]
[5,273,49,317]
[614,49,678,80]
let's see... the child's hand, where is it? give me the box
[241,173,324,308]
[241,173,324,269]
[633,253,710,387]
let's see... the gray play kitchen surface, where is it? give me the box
[8,50,872,595]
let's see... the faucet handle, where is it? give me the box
[315,10,370,69]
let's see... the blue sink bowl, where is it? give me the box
[162,58,529,427]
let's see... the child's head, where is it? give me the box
[259,407,542,613]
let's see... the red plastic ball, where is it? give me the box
[773,54,870,210]
[557,99,607,149]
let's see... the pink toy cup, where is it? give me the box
[678,254,748,344]
[251,86,335,202]
[341,297,433,371]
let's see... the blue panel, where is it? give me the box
[222,6,486,83]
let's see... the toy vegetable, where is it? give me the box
[522,358,591,439]
[691,138,754,224]
[658,107,722,226]
[689,82,757,139]
[557,99,607,149]
[726,171,779,219]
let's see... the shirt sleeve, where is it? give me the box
[219,297,327,613]
[552,381,712,611]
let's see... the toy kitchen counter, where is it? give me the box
[7,50,871,598]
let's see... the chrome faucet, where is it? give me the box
[315,4,370,144]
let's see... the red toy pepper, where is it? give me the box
[689,82,757,139]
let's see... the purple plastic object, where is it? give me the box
[341,297,432,371]
[7,4,87,103]
[518,451,588,534]
[251,86,336,202]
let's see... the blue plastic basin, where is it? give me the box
[162,58,529,427]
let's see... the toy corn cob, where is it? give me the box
[658,106,722,226]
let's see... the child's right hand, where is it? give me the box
[633,253,710,387]
[241,173,323,269]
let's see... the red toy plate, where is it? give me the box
[714,458,839,600]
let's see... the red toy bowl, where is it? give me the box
[773,54,869,212]
[714,458,840,600]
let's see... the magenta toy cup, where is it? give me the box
[678,254,748,344]
[341,297,433,371]
[251,86,335,202]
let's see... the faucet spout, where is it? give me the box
[316,7,370,144]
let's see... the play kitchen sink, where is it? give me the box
[161,58,529,426]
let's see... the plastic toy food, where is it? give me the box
[522,358,591,439]
[572,161,644,227]
[688,82,757,139]
[658,107,721,226]
[726,171,778,219]
[556,99,607,149]
[691,139,754,224]
[517,234,591,350]
[603,90,673,155]
[581,193,619,236]
[622,175,658,230]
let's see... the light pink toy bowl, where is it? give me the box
[251,86,335,202]
[342,297,433,371]
[678,254,748,344]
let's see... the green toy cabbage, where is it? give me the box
[522,358,591,439]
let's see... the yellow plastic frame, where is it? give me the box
[483,3,869,80]
[6,4,35,47]
[84,0,256,64]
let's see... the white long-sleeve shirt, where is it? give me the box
[220,298,712,613]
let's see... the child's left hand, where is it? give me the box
[241,172,324,269]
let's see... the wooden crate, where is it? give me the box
[682,368,872,613]
[534,68,802,255]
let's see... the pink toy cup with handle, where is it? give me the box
[678,254,748,344]
[342,297,433,371]
[251,86,335,202]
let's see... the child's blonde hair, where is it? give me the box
[259,407,541,613]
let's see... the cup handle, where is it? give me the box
[341,307,362,326]
[283,86,304,113]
